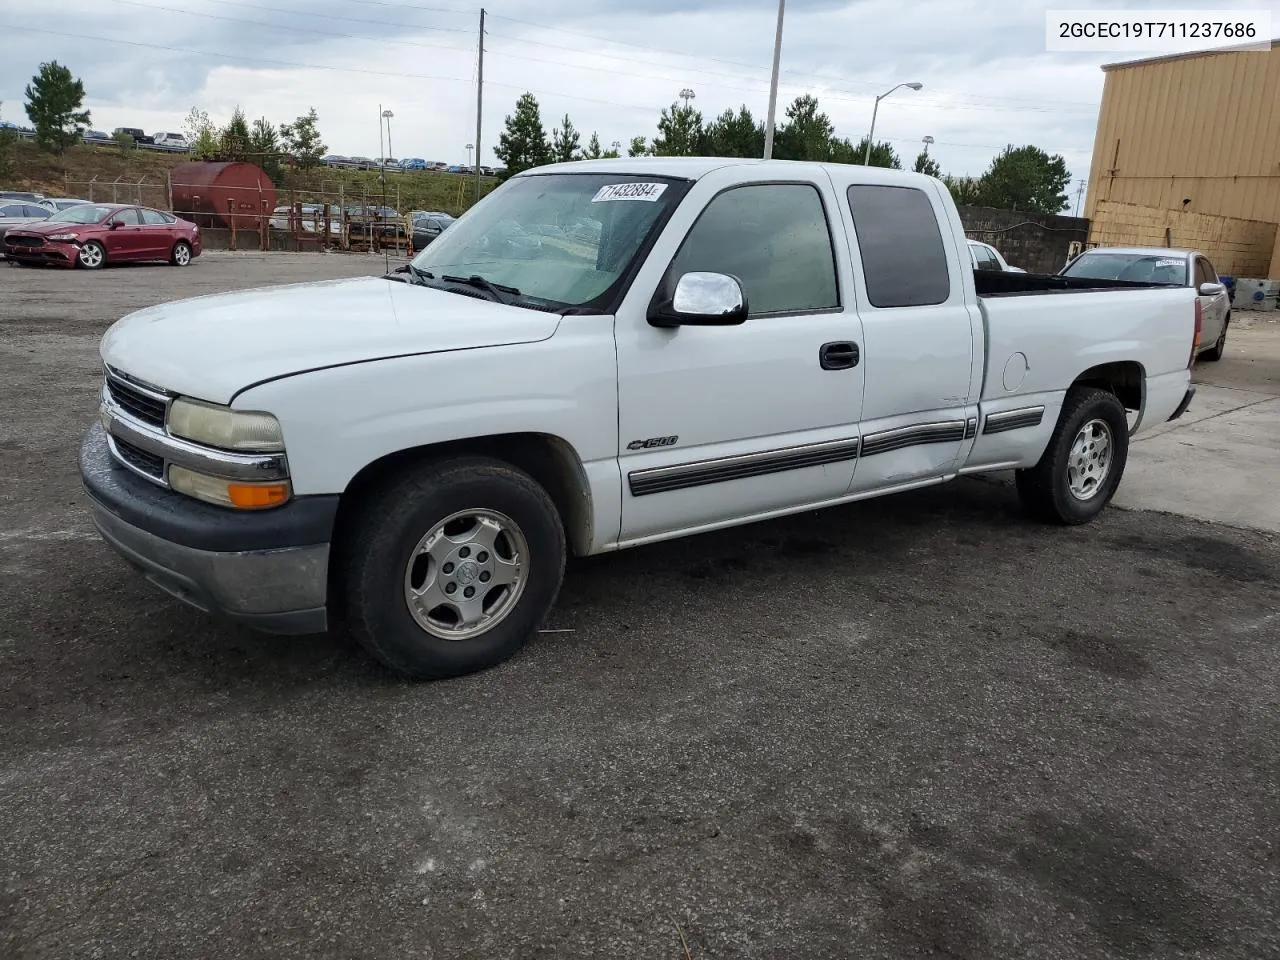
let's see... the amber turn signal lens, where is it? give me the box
[226,482,291,509]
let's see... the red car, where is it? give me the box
[3,202,201,269]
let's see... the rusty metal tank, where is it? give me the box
[169,161,277,229]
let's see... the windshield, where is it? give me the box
[1062,252,1187,285]
[47,204,115,224]
[408,173,689,310]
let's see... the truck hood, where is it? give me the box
[100,276,562,404]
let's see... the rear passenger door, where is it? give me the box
[140,208,174,258]
[839,181,982,494]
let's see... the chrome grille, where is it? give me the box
[105,370,167,427]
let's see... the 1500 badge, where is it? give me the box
[627,435,678,450]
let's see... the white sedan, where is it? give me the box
[968,239,1025,273]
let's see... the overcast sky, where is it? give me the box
[1,0,1275,191]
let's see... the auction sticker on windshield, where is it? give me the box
[592,182,668,202]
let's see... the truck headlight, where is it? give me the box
[168,465,292,510]
[167,397,285,452]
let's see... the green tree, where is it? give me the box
[976,144,1070,213]
[601,140,621,159]
[627,135,650,157]
[839,136,902,168]
[913,150,942,177]
[184,106,219,160]
[704,106,763,158]
[23,61,90,154]
[551,113,581,163]
[219,106,252,162]
[0,128,17,181]
[942,174,985,206]
[494,93,551,175]
[113,131,136,156]
[775,94,833,161]
[581,131,603,160]
[250,117,283,183]
[279,107,326,169]
[652,102,704,157]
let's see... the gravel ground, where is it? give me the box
[2,253,1278,959]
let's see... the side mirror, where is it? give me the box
[1198,282,1225,297]
[648,272,749,328]
[109,219,123,229]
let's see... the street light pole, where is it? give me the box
[762,0,785,159]
[863,81,923,166]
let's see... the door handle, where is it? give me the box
[819,341,859,370]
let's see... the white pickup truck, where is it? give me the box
[83,158,1201,679]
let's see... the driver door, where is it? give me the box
[103,208,145,260]
[613,171,866,544]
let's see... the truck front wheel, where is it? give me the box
[1014,386,1129,525]
[342,457,567,679]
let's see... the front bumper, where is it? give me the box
[81,422,339,635]
[1167,384,1196,422]
[4,239,77,265]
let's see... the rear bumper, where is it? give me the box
[1167,384,1196,422]
[81,422,338,635]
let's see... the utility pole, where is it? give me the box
[475,7,485,204]
[762,0,785,159]
[1074,178,1086,217]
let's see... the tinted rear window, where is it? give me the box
[846,185,950,307]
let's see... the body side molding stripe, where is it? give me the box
[859,419,967,458]
[627,437,861,497]
[982,406,1046,435]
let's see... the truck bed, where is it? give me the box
[975,270,1181,298]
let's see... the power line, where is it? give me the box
[483,11,1101,110]
[91,0,1094,116]
[0,22,663,112]
[195,0,474,35]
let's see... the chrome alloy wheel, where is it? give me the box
[1067,418,1113,501]
[173,243,191,265]
[402,508,529,640]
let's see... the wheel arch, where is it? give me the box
[331,431,595,563]
[1070,360,1146,412]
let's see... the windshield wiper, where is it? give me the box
[441,273,520,305]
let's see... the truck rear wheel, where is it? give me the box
[1014,386,1129,525]
[342,457,566,679]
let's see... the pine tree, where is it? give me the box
[627,135,650,158]
[913,150,942,177]
[23,61,90,154]
[250,117,283,183]
[551,113,580,163]
[279,108,326,169]
[774,94,833,161]
[220,106,251,162]
[652,102,704,156]
[494,93,551,175]
[582,131,603,160]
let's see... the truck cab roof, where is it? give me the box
[520,156,944,187]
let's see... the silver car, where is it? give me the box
[1060,246,1231,361]
[0,201,51,255]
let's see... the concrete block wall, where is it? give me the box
[1089,200,1279,277]
[958,206,1091,275]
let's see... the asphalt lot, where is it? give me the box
[2,253,1278,959]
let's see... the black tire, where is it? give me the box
[1200,314,1228,362]
[1014,386,1129,525]
[170,240,192,267]
[76,240,106,270]
[342,456,566,680]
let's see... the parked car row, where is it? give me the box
[318,155,503,176]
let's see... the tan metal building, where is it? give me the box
[1083,40,1280,278]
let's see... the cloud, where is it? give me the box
[0,0,1273,181]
